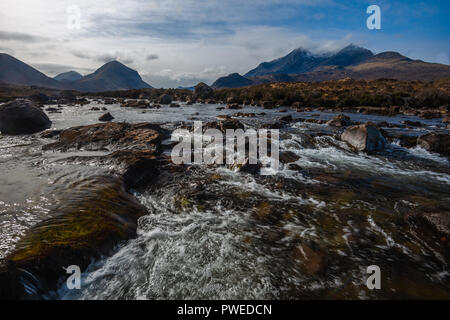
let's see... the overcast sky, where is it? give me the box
[0,0,449,88]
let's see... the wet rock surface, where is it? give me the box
[43,122,163,152]
[0,99,52,134]
[0,176,148,299]
[417,133,450,157]
[341,123,387,153]
[42,122,167,188]
[98,112,114,122]
[326,114,352,127]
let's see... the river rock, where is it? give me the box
[43,122,165,188]
[121,100,150,109]
[402,120,422,127]
[341,123,387,153]
[262,101,275,109]
[279,151,300,164]
[98,112,114,122]
[159,94,172,105]
[326,114,352,127]
[0,175,148,299]
[0,99,52,134]
[226,103,242,110]
[417,133,450,157]
[280,115,293,123]
[43,122,162,152]
[205,118,245,133]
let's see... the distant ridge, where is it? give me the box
[0,54,152,92]
[54,71,83,82]
[212,73,254,89]
[70,60,152,92]
[213,44,450,88]
[0,53,63,89]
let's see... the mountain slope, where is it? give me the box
[213,44,450,88]
[212,73,254,89]
[245,48,328,77]
[345,52,450,81]
[71,61,152,92]
[0,53,63,89]
[319,44,374,67]
[54,71,83,82]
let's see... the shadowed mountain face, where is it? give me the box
[0,55,152,92]
[212,73,254,89]
[71,61,152,92]
[0,53,63,89]
[244,49,328,77]
[54,71,83,82]
[214,44,450,88]
[244,45,374,78]
[319,44,374,67]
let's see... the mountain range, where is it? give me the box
[0,53,152,92]
[212,44,450,88]
[2,44,450,92]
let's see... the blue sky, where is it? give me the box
[0,0,449,87]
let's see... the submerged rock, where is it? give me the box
[341,123,387,153]
[0,176,148,299]
[417,133,450,157]
[292,243,327,275]
[0,99,51,134]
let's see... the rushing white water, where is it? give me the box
[1,101,449,299]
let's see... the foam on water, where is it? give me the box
[59,192,280,300]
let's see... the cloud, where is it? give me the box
[0,0,448,87]
[30,63,92,77]
[0,31,47,42]
[72,50,135,64]
[146,54,159,61]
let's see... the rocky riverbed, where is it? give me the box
[0,98,449,299]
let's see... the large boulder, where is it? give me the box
[279,151,300,164]
[43,122,165,188]
[0,99,51,134]
[417,133,450,157]
[341,123,387,153]
[43,122,162,152]
[0,175,148,299]
[194,82,214,99]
